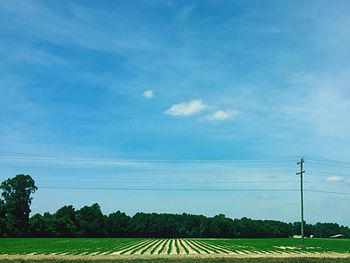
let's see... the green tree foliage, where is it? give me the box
[54,205,78,237]
[107,211,131,237]
[26,209,350,238]
[210,214,233,237]
[1,175,350,238]
[0,174,37,237]
[0,199,6,236]
[29,213,56,237]
[76,203,106,237]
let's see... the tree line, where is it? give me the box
[1,174,349,238]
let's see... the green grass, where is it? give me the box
[0,237,349,256]
[158,240,167,254]
[195,240,219,254]
[150,239,164,255]
[196,240,228,254]
[140,239,159,255]
[187,240,209,254]
[0,259,350,263]
[179,239,189,254]
[200,238,350,254]
[0,238,140,255]
[129,239,154,255]
[167,239,173,255]
[175,239,180,254]
[183,239,201,254]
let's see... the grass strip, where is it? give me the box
[197,240,228,254]
[158,239,168,254]
[108,239,143,254]
[187,239,210,254]
[179,239,189,254]
[174,239,180,254]
[150,239,165,255]
[140,239,161,255]
[167,239,173,255]
[205,240,240,253]
[136,239,158,255]
[120,239,154,255]
[192,240,219,254]
[183,239,201,254]
[1,258,350,263]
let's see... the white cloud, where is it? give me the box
[143,90,154,99]
[164,99,207,116]
[204,109,239,121]
[326,175,345,182]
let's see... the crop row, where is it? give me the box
[1,238,348,256]
[112,239,320,255]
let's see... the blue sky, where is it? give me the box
[1,0,350,225]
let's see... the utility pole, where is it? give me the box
[297,157,305,245]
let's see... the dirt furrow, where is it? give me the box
[111,239,151,255]
[210,243,246,254]
[182,239,201,254]
[158,239,170,255]
[190,239,217,254]
[197,240,230,254]
[186,239,209,254]
[178,239,189,255]
[111,239,147,254]
[143,239,164,255]
[2,252,350,261]
[166,239,174,255]
[120,239,155,255]
[150,239,166,255]
[134,239,160,255]
[171,239,178,255]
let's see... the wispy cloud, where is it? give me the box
[143,90,154,99]
[326,175,345,182]
[204,109,239,121]
[164,99,207,116]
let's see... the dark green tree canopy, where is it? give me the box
[76,203,106,237]
[1,174,349,238]
[0,174,37,237]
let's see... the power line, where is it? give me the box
[305,156,350,166]
[307,160,350,169]
[0,152,299,163]
[26,179,349,188]
[0,165,297,173]
[304,181,350,188]
[3,152,350,166]
[305,189,350,196]
[36,186,350,195]
[310,170,350,177]
[34,180,300,184]
[0,152,298,159]
[38,186,300,192]
[306,173,350,179]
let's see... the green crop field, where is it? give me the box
[0,238,350,260]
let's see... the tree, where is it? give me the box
[210,214,233,237]
[107,211,131,237]
[54,205,78,237]
[0,199,7,236]
[76,203,106,237]
[29,213,56,237]
[0,174,37,237]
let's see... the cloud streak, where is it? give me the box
[326,175,345,182]
[204,109,239,121]
[143,90,154,99]
[164,99,207,116]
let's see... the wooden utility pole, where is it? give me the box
[297,157,305,245]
